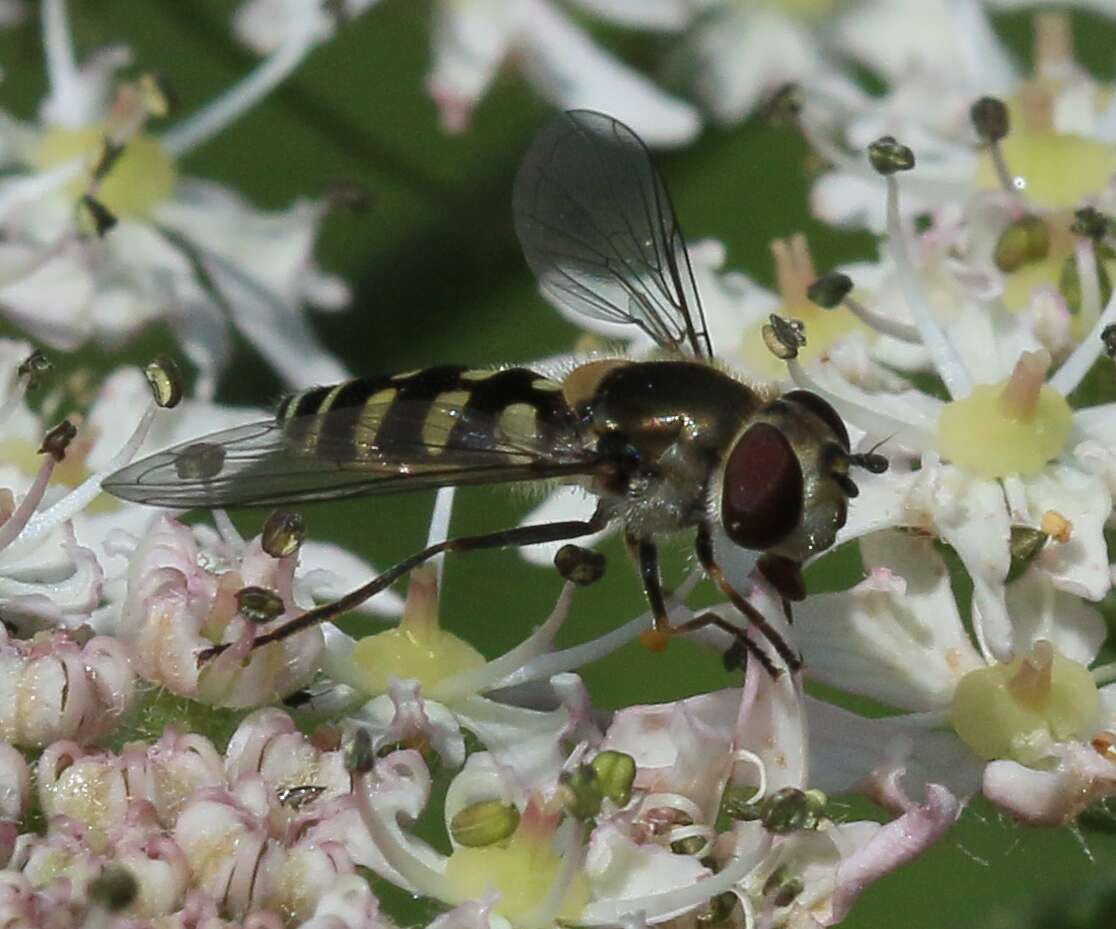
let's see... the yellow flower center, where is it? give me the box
[35,126,176,219]
[348,567,485,694]
[950,640,1099,763]
[445,830,590,924]
[977,129,1116,212]
[936,353,1071,479]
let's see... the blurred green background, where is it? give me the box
[6,2,1116,927]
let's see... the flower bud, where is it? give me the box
[450,799,521,847]
[868,136,915,174]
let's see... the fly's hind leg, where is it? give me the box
[200,505,610,663]
[627,533,782,678]
[693,525,803,674]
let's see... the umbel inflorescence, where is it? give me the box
[2,2,1116,928]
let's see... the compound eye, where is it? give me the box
[721,423,803,550]
[783,390,850,450]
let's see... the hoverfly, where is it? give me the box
[104,111,884,675]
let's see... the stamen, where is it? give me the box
[1049,288,1116,394]
[998,349,1051,418]
[844,295,921,343]
[731,748,768,805]
[1071,238,1103,333]
[786,359,938,451]
[877,150,974,398]
[212,509,244,547]
[770,235,815,306]
[161,24,324,158]
[352,767,455,900]
[970,97,1016,195]
[521,820,589,929]
[4,400,159,559]
[427,486,456,588]
[0,455,58,553]
[1034,11,1073,78]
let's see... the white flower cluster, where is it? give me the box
[0,1,1116,928]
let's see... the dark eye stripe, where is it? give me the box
[721,423,803,550]
[783,390,850,449]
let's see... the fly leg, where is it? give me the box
[627,534,781,678]
[691,525,803,674]
[200,505,609,662]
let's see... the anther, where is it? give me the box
[994,215,1049,272]
[762,82,803,125]
[762,314,806,360]
[39,419,77,461]
[554,544,606,586]
[144,355,182,409]
[763,866,805,908]
[450,799,521,846]
[1007,526,1048,582]
[236,586,285,623]
[867,136,915,175]
[262,510,306,559]
[590,750,636,807]
[79,194,117,237]
[559,764,604,820]
[806,271,853,309]
[138,72,176,118]
[970,96,1010,143]
[17,351,51,390]
[344,728,375,776]
[1072,206,1111,243]
[1102,324,1116,359]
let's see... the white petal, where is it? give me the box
[586,822,710,912]
[806,698,984,804]
[297,541,405,616]
[517,485,613,567]
[1023,466,1112,602]
[517,0,700,147]
[797,531,984,711]
[0,244,94,350]
[1005,570,1105,667]
[565,0,692,30]
[688,9,824,126]
[426,0,515,132]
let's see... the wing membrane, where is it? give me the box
[514,110,713,359]
[103,395,599,508]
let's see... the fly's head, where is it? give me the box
[718,390,884,564]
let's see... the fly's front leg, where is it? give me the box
[626,534,672,652]
[628,533,780,676]
[200,505,610,663]
[694,526,803,674]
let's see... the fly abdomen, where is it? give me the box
[277,366,580,464]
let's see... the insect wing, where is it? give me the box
[513,110,713,359]
[102,394,599,509]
